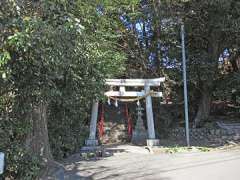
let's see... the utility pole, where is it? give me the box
[181,24,190,147]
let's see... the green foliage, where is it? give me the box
[0,95,41,179]
[0,0,126,178]
[184,0,240,84]
[4,147,41,180]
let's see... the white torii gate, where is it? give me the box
[84,77,165,147]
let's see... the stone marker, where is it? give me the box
[132,105,147,145]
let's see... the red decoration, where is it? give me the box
[98,104,105,137]
[125,104,133,137]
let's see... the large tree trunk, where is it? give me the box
[193,34,220,128]
[25,101,52,162]
[193,85,212,128]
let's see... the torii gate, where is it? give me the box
[84,78,165,148]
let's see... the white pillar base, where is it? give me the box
[85,139,99,146]
[147,139,160,147]
[81,139,100,152]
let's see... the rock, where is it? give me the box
[227,141,238,145]
[227,130,235,135]
[215,129,221,136]
[210,129,215,135]
[233,135,240,141]
[221,136,228,140]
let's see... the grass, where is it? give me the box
[152,146,212,154]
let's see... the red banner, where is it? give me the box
[125,104,133,137]
[98,104,105,137]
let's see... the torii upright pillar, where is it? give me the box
[145,85,160,146]
[82,101,99,150]
[145,85,156,139]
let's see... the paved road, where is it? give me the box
[63,145,240,180]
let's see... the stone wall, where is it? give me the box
[161,127,240,146]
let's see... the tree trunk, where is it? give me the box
[153,0,161,72]
[25,101,52,162]
[193,85,212,128]
[193,33,220,128]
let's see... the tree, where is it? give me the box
[116,0,240,127]
[183,0,240,127]
[0,0,126,178]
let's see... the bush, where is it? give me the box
[0,1,125,178]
